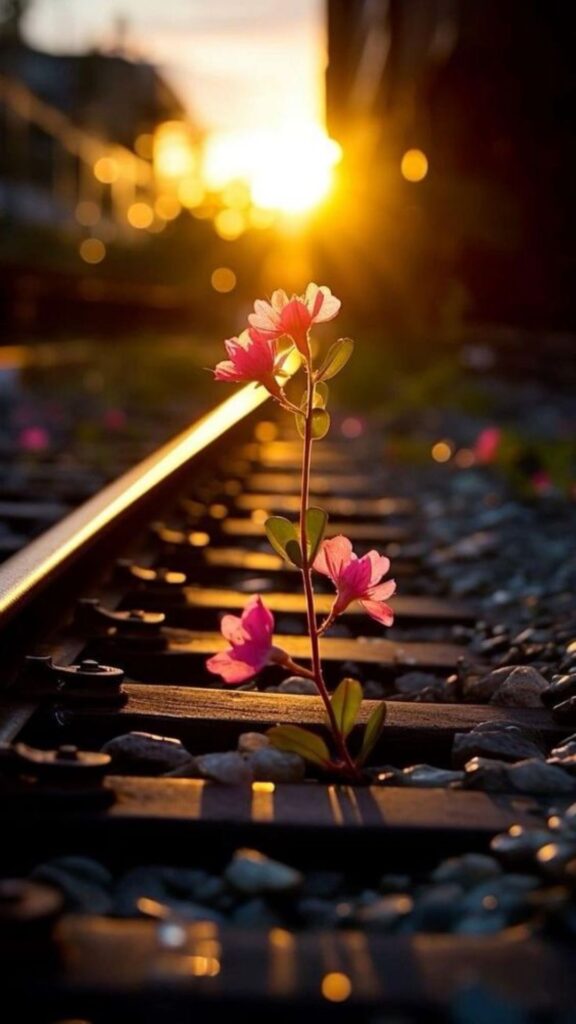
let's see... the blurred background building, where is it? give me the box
[1,0,575,340]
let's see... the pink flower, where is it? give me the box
[314,535,396,626]
[206,596,281,685]
[213,330,288,397]
[474,426,501,465]
[248,283,341,359]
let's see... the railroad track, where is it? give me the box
[1,383,575,1022]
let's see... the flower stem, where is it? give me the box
[298,358,360,780]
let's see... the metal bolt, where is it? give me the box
[79,659,102,673]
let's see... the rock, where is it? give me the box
[354,894,413,931]
[379,873,413,894]
[248,747,306,783]
[224,849,302,895]
[163,758,201,778]
[394,672,441,695]
[301,871,344,899]
[462,668,509,703]
[363,679,385,699]
[460,874,539,918]
[31,857,113,914]
[101,732,191,773]
[541,675,576,707]
[552,697,576,725]
[196,752,254,785]
[277,676,318,695]
[411,884,463,932]
[547,753,576,774]
[452,726,544,768]
[536,840,576,880]
[376,764,463,788]
[490,666,549,708]
[297,897,340,928]
[454,911,510,935]
[491,827,553,866]
[232,898,282,927]
[114,866,209,916]
[432,854,502,888]
[237,732,270,753]
[465,756,576,794]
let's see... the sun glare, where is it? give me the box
[203,123,341,215]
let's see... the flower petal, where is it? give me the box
[206,649,257,684]
[365,550,391,586]
[220,613,249,645]
[360,599,395,626]
[314,535,354,582]
[312,286,341,324]
[367,578,397,602]
[241,595,275,642]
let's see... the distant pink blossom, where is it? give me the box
[103,408,127,430]
[213,330,289,398]
[18,426,50,452]
[314,535,396,626]
[474,426,501,464]
[248,283,341,359]
[531,470,552,494]
[206,596,285,685]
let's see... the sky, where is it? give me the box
[24,0,327,134]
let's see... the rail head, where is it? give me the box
[0,383,270,626]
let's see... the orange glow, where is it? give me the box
[154,121,195,179]
[135,132,154,159]
[401,149,428,182]
[321,973,352,1002]
[431,440,453,463]
[254,421,278,442]
[155,194,181,221]
[127,202,154,229]
[75,200,100,226]
[203,123,341,215]
[79,238,106,264]
[252,782,275,793]
[214,209,246,240]
[211,267,237,293]
[178,178,205,209]
[94,156,119,184]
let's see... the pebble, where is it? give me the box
[552,697,576,725]
[301,871,345,899]
[224,849,303,895]
[276,677,318,695]
[163,758,201,778]
[394,671,441,695]
[452,725,544,768]
[536,841,576,880]
[196,752,254,785]
[237,732,270,753]
[432,853,502,888]
[542,676,576,707]
[410,884,463,932]
[248,747,306,782]
[232,898,283,928]
[376,764,463,788]
[462,668,508,703]
[465,756,576,794]
[297,897,341,928]
[491,827,554,865]
[489,666,549,708]
[31,857,113,914]
[101,732,191,773]
[354,894,413,931]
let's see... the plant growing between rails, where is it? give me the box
[207,284,395,781]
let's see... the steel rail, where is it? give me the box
[0,383,270,626]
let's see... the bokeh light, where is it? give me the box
[211,267,237,293]
[127,202,154,229]
[401,148,429,182]
[93,156,119,184]
[79,238,106,264]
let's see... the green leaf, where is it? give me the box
[306,506,328,562]
[285,538,303,567]
[356,701,387,767]
[294,407,330,441]
[330,677,363,738]
[265,516,299,565]
[317,338,354,382]
[268,725,331,767]
[314,381,329,408]
[310,408,330,440]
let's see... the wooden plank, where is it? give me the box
[221,518,408,543]
[246,471,391,495]
[158,630,467,670]
[25,920,575,1014]
[234,493,413,518]
[178,587,475,624]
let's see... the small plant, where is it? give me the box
[207,284,395,780]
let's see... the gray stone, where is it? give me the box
[462,668,509,703]
[277,676,318,695]
[379,874,413,894]
[354,894,413,931]
[225,849,302,895]
[376,764,463,788]
[490,666,549,708]
[432,854,502,888]
[31,857,113,914]
[491,827,553,865]
[395,672,441,695]
[232,898,282,927]
[301,871,344,899]
[101,731,191,773]
[298,897,340,928]
[454,912,510,935]
[248,747,306,783]
[411,884,463,931]
[466,756,576,794]
[237,732,270,753]
[196,751,254,785]
[163,758,201,778]
[452,727,544,768]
